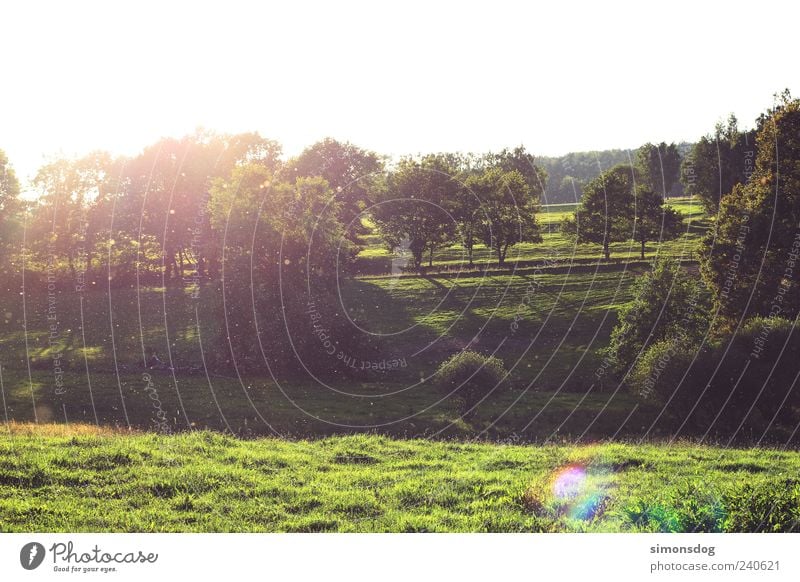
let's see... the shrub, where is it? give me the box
[628,316,800,439]
[606,256,710,372]
[433,351,507,416]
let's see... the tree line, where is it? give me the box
[604,92,800,439]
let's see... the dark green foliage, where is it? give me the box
[538,149,635,204]
[629,316,800,437]
[0,149,20,265]
[681,114,757,215]
[208,166,359,377]
[563,165,683,260]
[636,142,682,197]
[372,154,459,269]
[607,256,709,371]
[700,94,800,327]
[433,350,507,415]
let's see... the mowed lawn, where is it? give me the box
[0,427,798,532]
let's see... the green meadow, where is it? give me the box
[2,197,797,533]
[1,427,798,532]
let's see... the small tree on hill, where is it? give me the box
[562,165,637,260]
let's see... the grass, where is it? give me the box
[1,196,798,533]
[0,195,770,442]
[0,428,798,532]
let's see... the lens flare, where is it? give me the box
[552,464,586,499]
[549,462,611,521]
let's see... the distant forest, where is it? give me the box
[539,143,693,204]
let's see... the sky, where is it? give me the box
[2,0,799,187]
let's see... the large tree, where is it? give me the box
[286,138,383,242]
[632,188,684,260]
[700,93,800,327]
[562,165,637,260]
[471,167,542,266]
[373,155,458,269]
[208,165,356,375]
[0,149,20,262]
[564,165,683,260]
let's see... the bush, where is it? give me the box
[433,351,507,416]
[628,316,800,439]
[606,256,709,372]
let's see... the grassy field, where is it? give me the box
[1,426,798,532]
[3,196,797,533]
[0,196,748,442]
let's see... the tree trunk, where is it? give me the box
[603,241,610,261]
[640,239,645,260]
[413,250,423,271]
[428,246,433,267]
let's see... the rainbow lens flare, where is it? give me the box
[552,464,586,499]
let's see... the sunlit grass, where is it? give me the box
[0,430,796,532]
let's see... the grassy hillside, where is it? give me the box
[1,427,797,532]
[0,197,739,441]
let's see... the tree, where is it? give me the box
[31,152,114,281]
[632,188,684,260]
[286,138,383,242]
[0,149,20,261]
[606,256,710,371]
[564,165,683,261]
[123,130,281,283]
[373,155,458,269]
[473,168,542,266]
[208,165,357,375]
[484,145,547,199]
[636,142,681,197]
[562,165,637,260]
[700,93,800,327]
[680,114,757,215]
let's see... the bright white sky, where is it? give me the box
[2,0,798,186]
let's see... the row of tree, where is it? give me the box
[0,114,769,285]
